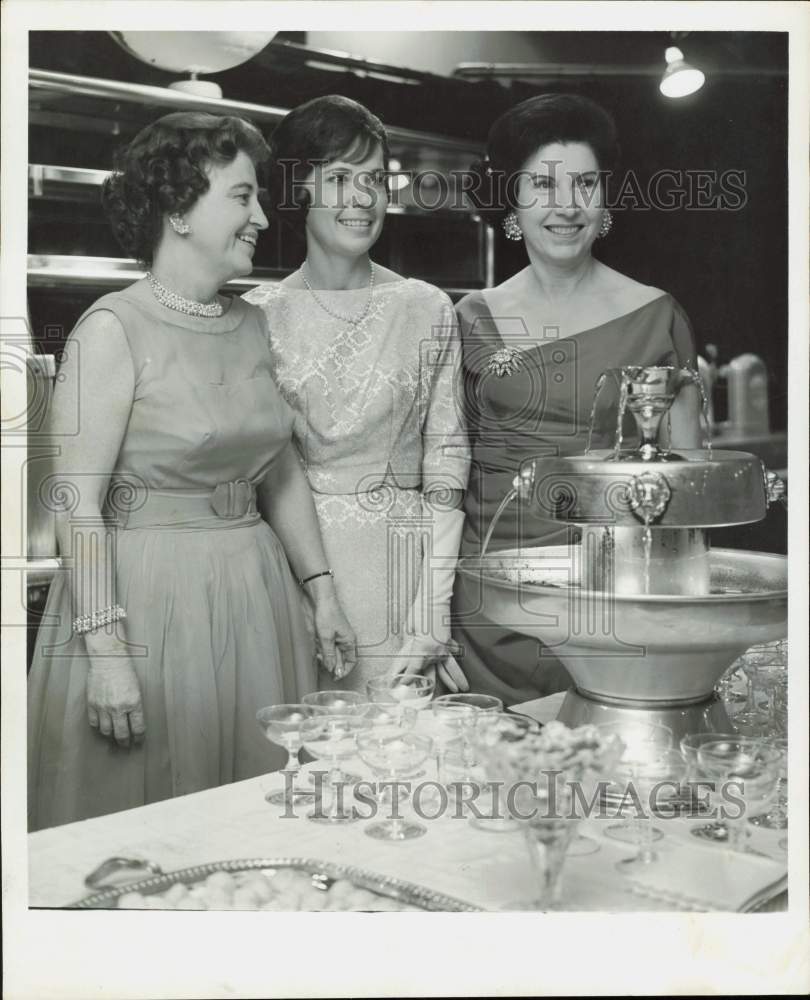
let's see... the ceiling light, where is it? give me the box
[660,46,705,99]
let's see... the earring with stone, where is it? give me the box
[597,210,613,239]
[501,211,523,241]
[169,213,191,236]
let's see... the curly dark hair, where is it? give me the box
[266,95,390,232]
[468,94,620,227]
[102,112,271,265]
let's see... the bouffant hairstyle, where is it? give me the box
[266,95,390,232]
[469,94,620,227]
[102,112,271,265]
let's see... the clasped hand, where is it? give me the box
[388,634,469,693]
[313,593,358,681]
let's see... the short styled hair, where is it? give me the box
[266,95,390,231]
[102,112,271,265]
[470,93,620,226]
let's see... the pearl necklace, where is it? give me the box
[146,271,224,319]
[300,260,375,326]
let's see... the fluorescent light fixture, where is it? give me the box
[660,46,705,98]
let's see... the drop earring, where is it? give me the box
[169,213,191,236]
[502,211,523,241]
[598,210,613,239]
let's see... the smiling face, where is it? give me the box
[302,143,388,261]
[514,141,604,266]
[180,149,269,283]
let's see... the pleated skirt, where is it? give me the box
[27,521,316,831]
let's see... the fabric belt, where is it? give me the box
[111,479,260,530]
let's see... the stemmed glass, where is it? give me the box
[433,693,503,784]
[302,690,369,784]
[615,748,687,874]
[756,659,788,736]
[256,703,325,807]
[355,732,433,840]
[697,738,784,853]
[749,737,788,830]
[680,730,740,844]
[425,702,469,786]
[599,722,673,844]
[301,713,371,824]
[732,646,775,735]
[367,673,435,713]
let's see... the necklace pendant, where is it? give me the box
[486,346,523,377]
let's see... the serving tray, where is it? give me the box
[73,856,482,912]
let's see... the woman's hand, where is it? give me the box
[389,636,470,693]
[311,591,358,682]
[85,647,145,747]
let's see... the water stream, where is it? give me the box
[612,373,630,460]
[480,486,517,559]
[584,371,608,454]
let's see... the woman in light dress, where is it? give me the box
[245,95,470,695]
[28,112,356,830]
[451,94,703,706]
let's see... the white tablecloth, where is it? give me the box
[28,699,788,912]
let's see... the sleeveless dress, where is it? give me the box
[243,279,469,694]
[27,280,316,831]
[450,291,698,706]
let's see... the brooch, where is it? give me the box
[486,347,523,377]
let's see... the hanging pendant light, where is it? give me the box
[659,46,705,98]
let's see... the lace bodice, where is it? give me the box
[244,279,469,497]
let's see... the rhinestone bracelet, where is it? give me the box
[72,604,127,636]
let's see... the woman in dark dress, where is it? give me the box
[451,94,702,706]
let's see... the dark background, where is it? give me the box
[28,30,789,430]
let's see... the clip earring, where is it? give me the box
[169,213,191,236]
[502,211,523,241]
[598,210,613,239]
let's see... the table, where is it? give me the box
[28,699,788,913]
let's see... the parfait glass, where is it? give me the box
[507,781,580,911]
[355,732,433,840]
[256,703,325,807]
[680,730,740,844]
[615,748,687,874]
[302,690,369,784]
[301,713,371,824]
[599,722,673,844]
[469,711,541,834]
[697,738,784,853]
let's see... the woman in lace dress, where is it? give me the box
[245,96,469,694]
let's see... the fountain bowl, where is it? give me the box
[457,546,786,706]
[529,449,767,528]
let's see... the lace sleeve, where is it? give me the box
[420,294,470,496]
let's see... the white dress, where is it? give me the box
[244,279,469,692]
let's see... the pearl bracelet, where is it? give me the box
[72,604,127,635]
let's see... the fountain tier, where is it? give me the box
[458,546,786,706]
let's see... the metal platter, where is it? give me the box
[73,857,482,912]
